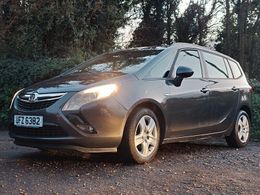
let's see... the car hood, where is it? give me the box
[22,72,126,94]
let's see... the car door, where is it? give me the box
[201,51,240,133]
[165,49,211,139]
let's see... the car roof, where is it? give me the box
[112,46,167,53]
[115,43,239,65]
[169,42,239,64]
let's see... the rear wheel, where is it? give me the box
[120,108,160,164]
[225,110,250,148]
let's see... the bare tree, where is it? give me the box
[174,0,219,45]
[225,0,232,55]
[165,0,180,45]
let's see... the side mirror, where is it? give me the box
[176,66,194,78]
[173,66,194,87]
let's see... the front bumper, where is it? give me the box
[9,93,128,153]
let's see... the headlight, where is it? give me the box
[62,84,118,111]
[10,89,24,109]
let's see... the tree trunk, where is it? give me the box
[166,1,172,45]
[225,0,231,55]
[238,0,248,73]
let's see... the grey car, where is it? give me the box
[9,43,252,163]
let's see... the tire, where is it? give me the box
[225,110,250,148]
[119,108,160,164]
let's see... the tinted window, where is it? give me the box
[65,49,163,75]
[147,50,174,78]
[224,58,233,78]
[228,60,242,78]
[174,50,202,78]
[203,52,228,78]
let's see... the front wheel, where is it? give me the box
[226,110,250,148]
[119,108,160,164]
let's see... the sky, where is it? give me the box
[115,0,223,48]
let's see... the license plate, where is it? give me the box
[14,115,43,128]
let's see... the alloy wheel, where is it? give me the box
[134,115,158,158]
[237,114,250,143]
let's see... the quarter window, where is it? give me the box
[228,60,242,78]
[203,52,228,78]
[224,58,233,78]
[174,50,202,78]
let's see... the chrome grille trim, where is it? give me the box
[16,92,66,111]
[18,93,66,103]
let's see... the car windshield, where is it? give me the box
[66,49,164,74]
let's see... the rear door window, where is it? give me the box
[202,52,229,79]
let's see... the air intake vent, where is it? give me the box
[10,125,68,138]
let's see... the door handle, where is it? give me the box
[232,86,239,91]
[201,88,209,93]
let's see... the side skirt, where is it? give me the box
[162,129,230,144]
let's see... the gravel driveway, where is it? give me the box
[0,131,259,195]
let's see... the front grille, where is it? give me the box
[16,92,66,111]
[17,98,58,111]
[10,125,68,138]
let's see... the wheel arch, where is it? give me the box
[240,104,252,121]
[123,99,167,144]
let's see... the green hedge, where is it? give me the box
[252,93,260,137]
[0,57,82,124]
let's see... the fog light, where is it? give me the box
[76,124,96,134]
[66,114,96,134]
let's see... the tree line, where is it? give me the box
[130,0,260,78]
[0,0,259,77]
[0,0,130,58]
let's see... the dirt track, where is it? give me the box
[0,131,259,195]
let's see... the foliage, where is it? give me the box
[174,1,217,45]
[129,0,218,47]
[252,93,260,138]
[129,0,260,78]
[129,0,167,47]
[0,0,128,58]
[216,0,260,78]
[251,79,260,137]
[0,57,82,124]
[0,0,130,126]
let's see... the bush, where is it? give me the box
[0,57,83,125]
[0,1,128,59]
[252,92,260,138]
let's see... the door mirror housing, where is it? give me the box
[173,66,194,87]
[176,66,194,78]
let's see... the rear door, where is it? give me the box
[201,51,240,132]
